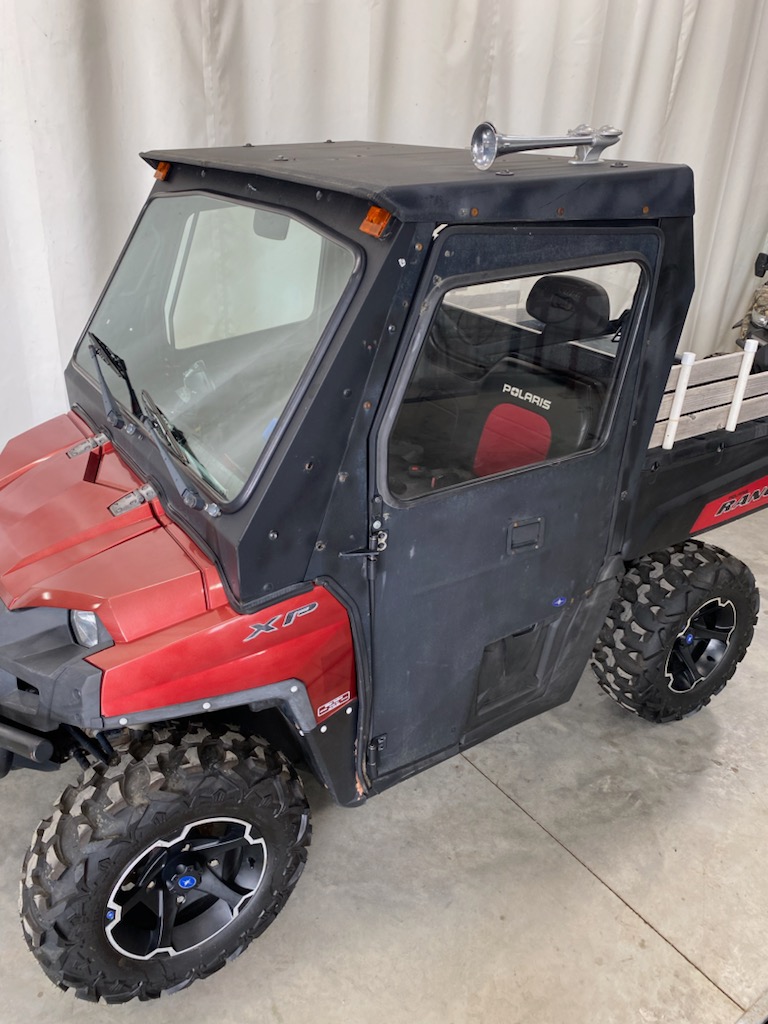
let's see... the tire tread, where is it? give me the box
[591,540,759,722]
[20,727,310,1004]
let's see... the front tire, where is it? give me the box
[20,726,310,1003]
[591,540,759,722]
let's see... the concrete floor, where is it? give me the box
[1,518,768,1022]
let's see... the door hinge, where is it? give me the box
[339,530,388,578]
[371,530,388,552]
[367,734,387,776]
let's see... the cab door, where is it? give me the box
[366,227,660,782]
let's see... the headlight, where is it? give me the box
[69,610,100,648]
[752,308,768,329]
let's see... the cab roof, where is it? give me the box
[141,140,694,224]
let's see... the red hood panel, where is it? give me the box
[0,413,208,641]
[0,413,87,490]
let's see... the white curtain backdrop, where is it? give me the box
[1,0,767,448]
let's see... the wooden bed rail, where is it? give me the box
[649,339,766,449]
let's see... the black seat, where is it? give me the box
[523,274,610,350]
[468,276,612,476]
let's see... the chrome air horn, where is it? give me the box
[471,121,622,170]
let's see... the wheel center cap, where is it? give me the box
[171,867,201,893]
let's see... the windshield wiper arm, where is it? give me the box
[88,331,144,425]
[88,332,214,515]
[140,389,189,465]
[88,333,129,431]
[139,388,210,512]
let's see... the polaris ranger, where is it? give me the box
[1,122,765,1002]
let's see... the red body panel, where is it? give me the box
[0,413,88,490]
[0,414,357,724]
[0,414,206,641]
[93,586,356,722]
[691,474,768,533]
[163,522,230,610]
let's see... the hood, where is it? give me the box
[0,413,209,642]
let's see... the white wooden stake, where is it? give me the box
[662,351,696,450]
[725,338,759,431]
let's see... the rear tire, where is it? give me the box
[20,726,310,1003]
[591,540,759,722]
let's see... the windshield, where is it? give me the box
[74,195,356,500]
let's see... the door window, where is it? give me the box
[387,263,642,500]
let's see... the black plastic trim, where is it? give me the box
[299,699,364,807]
[101,681,365,807]
[314,575,371,793]
[101,677,317,732]
[0,601,109,732]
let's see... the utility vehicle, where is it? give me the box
[1,123,767,1002]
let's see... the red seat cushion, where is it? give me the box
[473,404,552,477]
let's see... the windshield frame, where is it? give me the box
[69,190,365,513]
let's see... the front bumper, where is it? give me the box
[0,600,109,733]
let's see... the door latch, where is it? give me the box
[367,734,387,776]
[507,517,544,554]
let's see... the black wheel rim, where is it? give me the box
[664,598,737,694]
[105,817,267,960]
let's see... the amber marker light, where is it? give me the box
[154,161,171,181]
[360,205,392,238]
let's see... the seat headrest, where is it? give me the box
[526,275,610,339]
[428,305,514,379]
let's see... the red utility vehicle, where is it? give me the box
[1,124,766,1002]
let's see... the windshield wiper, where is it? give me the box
[140,388,189,465]
[139,389,212,511]
[87,332,216,514]
[88,332,142,427]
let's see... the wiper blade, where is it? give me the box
[88,332,143,421]
[139,388,212,513]
[88,332,218,516]
[140,389,189,465]
[88,334,128,431]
